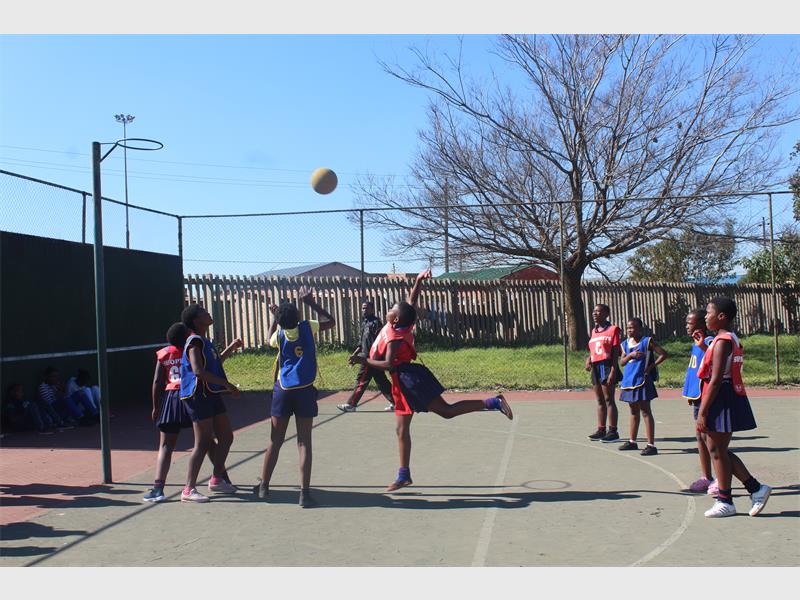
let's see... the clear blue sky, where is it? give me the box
[1,34,799,277]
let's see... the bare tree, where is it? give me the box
[353,34,799,349]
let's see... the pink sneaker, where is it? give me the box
[689,477,713,493]
[181,487,209,503]
[707,479,719,496]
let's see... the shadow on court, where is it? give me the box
[0,391,273,451]
[0,483,140,512]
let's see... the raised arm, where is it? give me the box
[407,268,432,307]
[299,286,336,332]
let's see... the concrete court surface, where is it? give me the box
[1,390,798,567]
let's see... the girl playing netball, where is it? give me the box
[143,322,193,503]
[351,268,512,492]
[180,304,242,503]
[585,304,621,442]
[696,297,771,518]
[255,286,335,508]
[683,309,716,494]
[618,318,668,456]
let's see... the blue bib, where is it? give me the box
[620,337,655,389]
[276,320,317,390]
[682,335,714,400]
[180,335,227,399]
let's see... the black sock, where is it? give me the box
[154,479,165,489]
[743,477,761,495]
[718,488,734,505]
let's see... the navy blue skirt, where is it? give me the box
[156,389,192,433]
[620,379,658,404]
[704,381,757,433]
[395,363,445,413]
[590,360,618,385]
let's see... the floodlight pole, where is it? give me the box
[115,114,135,249]
[767,193,780,384]
[91,141,113,484]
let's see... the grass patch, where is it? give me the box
[223,334,799,392]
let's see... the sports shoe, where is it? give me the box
[601,430,620,443]
[619,440,639,451]
[254,482,269,499]
[748,484,771,517]
[386,477,413,492]
[587,428,607,440]
[384,404,395,412]
[640,445,658,456]
[495,394,513,420]
[208,476,236,494]
[689,477,713,494]
[143,488,166,503]
[181,487,209,503]
[299,489,318,508]
[707,479,720,496]
[337,404,356,413]
[704,500,736,518]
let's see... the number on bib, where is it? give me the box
[594,341,604,355]
[690,355,697,369]
[169,365,180,382]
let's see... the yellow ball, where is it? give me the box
[310,167,338,195]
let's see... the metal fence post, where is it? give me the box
[81,192,87,243]
[767,193,781,384]
[91,142,113,484]
[359,209,365,301]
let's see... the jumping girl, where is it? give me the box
[351,268,512,492]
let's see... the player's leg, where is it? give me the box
[703,431,736,517]
[387,414,414,491]
[428,394,512,420]
[182,418,215,502]
[295,416,317,507]
[208,412,235,492]
[256,416,291,497]
[640,400,657,455]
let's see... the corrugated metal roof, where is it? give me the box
[435,266,520,280]
[256,263,330,277]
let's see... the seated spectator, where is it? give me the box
[3,383,55,435]
[66,368,100,420]
[37,367,90,426]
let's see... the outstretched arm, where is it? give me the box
[407,267,432,307]
[299,286,336,332]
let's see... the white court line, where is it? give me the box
[420,420,696,568]
[471,416,518,567]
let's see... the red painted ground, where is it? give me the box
[1,387,796,526]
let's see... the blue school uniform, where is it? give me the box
[619,336,658,403]
[683,335,714,417]
[180,334,228,421]
[272,320,319,418]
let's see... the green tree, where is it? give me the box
[628,221,737,282]
[740,230,800,285]
[791,141,800,220]
[356,35,799,349]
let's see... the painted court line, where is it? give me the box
[438,420,696,567]
[471,416,519,567]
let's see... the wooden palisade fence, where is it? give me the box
[183,274,799,351]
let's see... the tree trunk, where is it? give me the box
[562,266,589,351]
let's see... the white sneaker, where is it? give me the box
[181,487,209,503]
[704,500,736,518]
[749,484,771,516]
[383,404,395,412]
[208,477,236,494]
[337,404,356,413]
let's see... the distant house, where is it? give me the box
[436,265,559,281]
[257,262,370,278]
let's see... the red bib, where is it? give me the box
[156,345,183,391]
[697,331,746,397]
[588,325,621,363]
[370,323,417,365]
